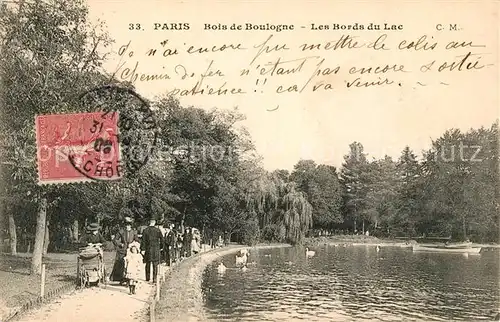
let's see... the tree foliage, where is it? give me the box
[336,125,498,242]
[290,160,343,228]
[0,0,112,273]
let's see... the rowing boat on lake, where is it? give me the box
[443,241,473,249]
[412,243,481,254]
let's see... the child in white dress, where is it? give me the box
[124,241,142,294]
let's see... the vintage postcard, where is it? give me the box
[0,1,498,321]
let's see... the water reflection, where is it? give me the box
[202,245,499,321]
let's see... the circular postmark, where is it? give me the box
[67,84,159,181]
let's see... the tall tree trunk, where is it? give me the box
[362,220,365,234]
[72,219,79,242]
[353,219,357,233]
[8,212,17,255]
[180,205,187,234]
[31,198,47,275]
[43,214,50,255]
[27,235,31,253]
[462,217,467,240]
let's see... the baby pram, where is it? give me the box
[77,243,106,288]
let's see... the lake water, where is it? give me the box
[201,244,499,321]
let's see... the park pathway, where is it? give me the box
[16,278,155,322]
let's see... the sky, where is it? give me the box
[86,0,498,171]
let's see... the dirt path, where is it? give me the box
[16,277,155,322]
[13,245,291,322]
[0,251,117,321]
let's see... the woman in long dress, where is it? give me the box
[183,228,193,257]
[110,217,139,285]
[191,229,200,254]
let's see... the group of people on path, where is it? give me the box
[80,215,202,294]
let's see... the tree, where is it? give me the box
[363,156,399,235]
[0,0,112,274]
[290,160,343,229]
[392,147,422,236]
[280,182,313,244]
[340,142,370,233]
[153,97,248,239]
[244,170,313,244]
[273,169,290,182]
[420,125,499,241]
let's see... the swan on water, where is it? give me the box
[305,248,316,257]
[217,262,227,273]
[235,252,248,266]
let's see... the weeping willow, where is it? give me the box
[243,171,278,225]
[280,182,313,244]
[244,172,313,244]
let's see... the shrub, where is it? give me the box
[261,224,285,243]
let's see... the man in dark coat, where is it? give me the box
[141,216,164,283]
[164,224,177,266]
[111,216,139,284]
[157,221,167,263]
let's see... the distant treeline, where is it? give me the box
[289,122,499,242]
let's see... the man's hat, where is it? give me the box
[87,223,99,231]
[124,216,133,223]
[149,214,159,222]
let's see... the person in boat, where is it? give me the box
[111,216,139,285]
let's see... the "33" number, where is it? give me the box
[128,23,141,30]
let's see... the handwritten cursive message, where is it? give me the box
[109,31,493,111]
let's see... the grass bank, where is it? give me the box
[155,243,290,322]
[0,251,116,321]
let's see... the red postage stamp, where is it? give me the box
[35,112,122,184]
